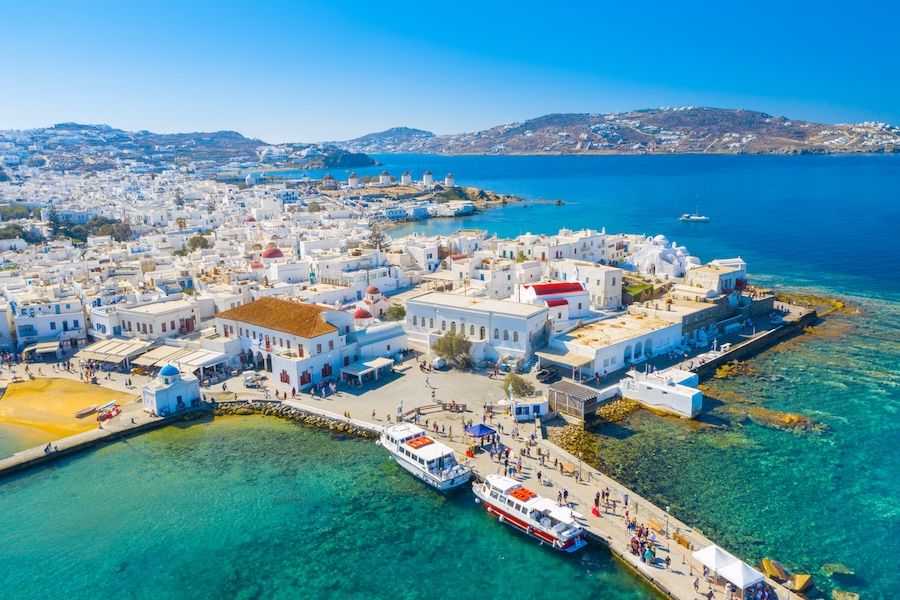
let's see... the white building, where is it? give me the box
[405,292,549,363]
[547,260,623,310]
[141,364,201,417]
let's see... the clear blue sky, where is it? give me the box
[1,0,896,143]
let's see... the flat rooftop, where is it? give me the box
[408,292,546,318]
[559,314,676,349]
[689,264,742,275]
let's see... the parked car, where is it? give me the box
[536,366,559,383]
[431,356,447,370]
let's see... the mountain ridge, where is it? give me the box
[334,107,900,155]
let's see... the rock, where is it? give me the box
[234,407,255,415]
[822,563,854,575]
[831,591,859,600]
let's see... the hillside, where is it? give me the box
[333,108,900,155]
[337,127,435,154]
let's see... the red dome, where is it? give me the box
[246,216,257,222]
[365,285,380,295]
[250,262,265,270]
[261,246,284,259]
[354,309,373,319]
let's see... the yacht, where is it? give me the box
[679,205,709,222]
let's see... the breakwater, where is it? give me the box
[215,399,381,438]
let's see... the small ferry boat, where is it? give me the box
[473,475,588,552]
[379,423,472,492]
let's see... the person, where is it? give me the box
[706,591,714,600]
[537,470,542,483]
[557,491,563,504]
[703,565,710,581]
[45,442,52,454]
[425,377,430,388]
[563,489,568,503]
[131,418,135,424]
[372,410,376,420]
[664,555,671,571]
[693,578,700,593]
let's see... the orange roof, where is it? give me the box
[217,297,337,339]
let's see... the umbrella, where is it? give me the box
[692,545,738,578]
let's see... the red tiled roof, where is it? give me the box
[546,299,569,307]
[217,297,337,339]
[526,282,585,296]
[354,309,373,319]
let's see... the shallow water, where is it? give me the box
[0,417,659,600]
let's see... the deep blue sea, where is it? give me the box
[2,155,898,599]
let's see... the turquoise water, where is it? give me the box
[0,417,657,600]
[4,155,899,598]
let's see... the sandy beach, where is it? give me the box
[0,378,137,439]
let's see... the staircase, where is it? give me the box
[522,355,539,374]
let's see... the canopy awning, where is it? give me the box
[74,338,153,363]
[718,560,765,590]
[132,345,184,367]
[535,346,593,368]
[465,423,496,437]
[24,342,60,354]
[341,357,394,377]
[692,545,739,573]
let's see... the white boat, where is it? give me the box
[472,475,588,553]
[379,423,472,492]
[679,205,709,222]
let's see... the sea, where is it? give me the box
[1,154,898,599]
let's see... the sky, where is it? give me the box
[1,0,897,143]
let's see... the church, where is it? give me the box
[141,364,201,417]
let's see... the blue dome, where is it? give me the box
[159,365,179,377]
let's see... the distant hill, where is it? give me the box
[2,124,376,173]
[338,127,435,154]
[333,108,900,155]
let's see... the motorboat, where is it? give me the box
[379,423,472,492]
[473,475,588,552]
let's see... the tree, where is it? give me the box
[431,330,472,368]
[515,251,527,263]
[384,304,406,321]
[365,222,391,250]
[306,201,321,213]
[175,217,187,232]
[45,206,62,237]
[0,204,30,220]
[437,245,453,260]
[502,373,534,398]
[187,235,211,251]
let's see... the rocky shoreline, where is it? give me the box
[214,400,378,439]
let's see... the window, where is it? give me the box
[612,277,616,285]
[387,344,390,351]
[494,328,499,339]
[413,316,417,326]
[50,322,56,330]
[329,340,334,350]
[239,328,243,336]
[280,338,284,347]
[513,332,519,343]
[480,327,486,340]
[450,322,456,333]
[171,320,176,331]
[149,324,153,333]
[503,330,509,341]
[441,320,446,331]
[162,322,167,332]
[287,341,291,349]
[578,303,582,310]
[316,343,322,354]
[470,325,475,336]
[429,318,434,329]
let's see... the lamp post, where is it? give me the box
[578,451,583,481]
[665,505,670,538]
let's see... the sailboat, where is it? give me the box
[679,204,709,222]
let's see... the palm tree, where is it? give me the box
[175,217,187,233]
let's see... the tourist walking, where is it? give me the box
[693,578,700,594]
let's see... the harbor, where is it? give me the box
[0,311,824,600]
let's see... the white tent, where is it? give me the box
[692,544,738,574]
[718,560,764,594]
